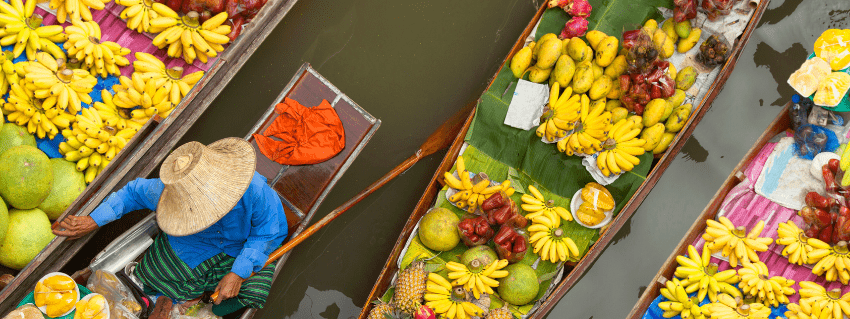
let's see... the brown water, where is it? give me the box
[64,0,850,318]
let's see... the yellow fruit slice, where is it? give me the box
[580,182,614,210]
[814,29,850,71]
[813,72,850,107]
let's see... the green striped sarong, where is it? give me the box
[134,234,276,309]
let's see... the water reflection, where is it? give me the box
[285,287,360,319]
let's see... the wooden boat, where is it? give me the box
[358,1,770,318]
[626,104,791,318]
[0,63,381,317]
[0,0,303,306]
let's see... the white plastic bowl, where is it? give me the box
[35,272,81,318]
[570,190,614,229]
[75,293,110,319]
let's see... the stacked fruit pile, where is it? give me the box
[0,122,85,270]
[368,154,621,318]
[508,12,709,176]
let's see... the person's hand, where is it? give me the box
[213,272,245,304]
[52,215,99,239]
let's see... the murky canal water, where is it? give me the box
[63,0,850,318]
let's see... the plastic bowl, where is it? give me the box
[804,53,850,111]
[75,293,110,319]
[570,190,614,229]
[35,272,82,318]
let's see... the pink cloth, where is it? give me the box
[690,137,849,303]
[35,3,214,76]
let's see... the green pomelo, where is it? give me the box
[39,159,86,220]
[418,207,460,251]
[0,145,53,209]
[0,197,7,244]
[460,245,498,272]
[497,263,539,306]
[0,124,36,157]
[0,208,55,270]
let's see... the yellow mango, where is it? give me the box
[661,19,679,43]
[627,115,644,131]
[643,19,658,36]
[510,46,533,78]
[603,55,628,79]
[567,37,589,62]
[653,29,675,59]
[668,63,678,80]
[641,123,666,151]
[536,38,563,69]
[665,107,692,133]
[652,132,676,154]
[586,30,608,50]
[606,83,622,100]
[591,61,604,80]
[678,28,701,53]
[605,99,622,111]
[552,55,576,88]
[571,64,594,94]
[611,107,629,124]
[527,66,552,83]
[588,75,613,100]
[532,33,558,59]
[44,275,76,291]
[594,36,619,67]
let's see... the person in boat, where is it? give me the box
[52,137,288,317]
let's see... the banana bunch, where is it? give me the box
[445,259,508,299]
[48,0,109,23]
[116,0,161,33]
[0,51,20,96]
[3,82,73,139]
[149,9,231,64]
[23,53,96,114]
[58,108,138,183]
[64,20,131,78]
[424,274,485,319]
[528,213,580,263]
[674,244,741,303]
[736,261,795,307]
[792,281,850,319]
[702,218,772,267]
[0,0,67,60]
[776,220,816,265]
[132,52,205,108]
[444,157,514,212]
[93,90,146,131]
[657,277,710,319]
[520,185,571,221]
[556,94,611,156]
[3,82,76,139]
[536,84,580,142]
[111,73,175,120]
[706,294,771,319]
[596,119,645,176]
[807,240,850,284]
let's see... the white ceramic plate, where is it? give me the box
[34,272,81,318]
[570,190,614,229]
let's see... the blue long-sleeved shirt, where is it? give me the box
[89,172,289,279]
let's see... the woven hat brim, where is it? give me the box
[156,138,256,236]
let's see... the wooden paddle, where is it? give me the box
[210,101,475,301]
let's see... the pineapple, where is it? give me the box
[367,301,409,319]
[487,305,514,319]
[392,260,427,314]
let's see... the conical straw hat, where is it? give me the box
[157,137,256,236]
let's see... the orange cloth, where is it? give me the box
[254,98,345,165]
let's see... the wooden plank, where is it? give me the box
[626,104,791,319]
